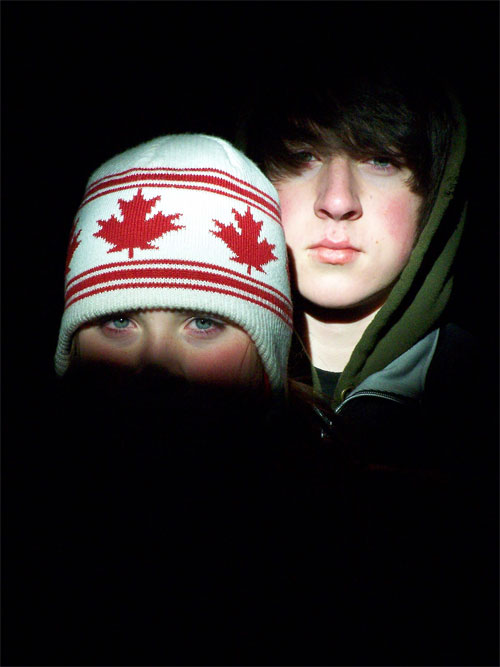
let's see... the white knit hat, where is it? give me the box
[54,134,292,391]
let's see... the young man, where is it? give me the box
[241,63,498,664]
[242,62,485,467]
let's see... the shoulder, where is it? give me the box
[425,322,481,393]
[424,323,497,469]
[434,322,478,355]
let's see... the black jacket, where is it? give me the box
[5,366,497,666]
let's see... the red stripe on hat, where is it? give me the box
[65,281,292,329]
[66,258,292,308]
[88,166,277,207]
[66,266,292,322]
[79,174,280,224]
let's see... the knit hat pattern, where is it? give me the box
[54,134,292,390]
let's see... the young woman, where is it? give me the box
[54,133,292,397]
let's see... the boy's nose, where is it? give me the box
[314,157,362,222]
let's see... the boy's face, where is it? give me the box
[74,309,264,388]
[275,151,422,310]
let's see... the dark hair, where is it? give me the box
[241,63,456,227]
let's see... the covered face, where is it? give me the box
[73,309,265,388]
[55,134,292,393]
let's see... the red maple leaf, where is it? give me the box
[211,206,278,275]
[65,219,81,275]
[94,188,184,258]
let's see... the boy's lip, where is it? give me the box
[308,239,360,251]
[308,239,361,265]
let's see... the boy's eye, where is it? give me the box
[365,158,395,171]
[293,150,318,163]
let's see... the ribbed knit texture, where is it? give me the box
[55,134,292,391]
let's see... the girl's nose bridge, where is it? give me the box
[139,319,183,372]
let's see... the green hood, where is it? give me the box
[322,97,468,408]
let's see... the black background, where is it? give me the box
[2,2,499,665]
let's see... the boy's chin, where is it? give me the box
[296,288,391,319]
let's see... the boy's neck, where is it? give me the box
[297,297,384,373]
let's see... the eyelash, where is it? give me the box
[185,316,226,337]
[290,151,397,174]
[294,150,317,159]
[99,314,226,337]
[364,158,395,172]
[101,316,135,334]
[291,150,320,166]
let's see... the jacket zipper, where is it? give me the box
[336,389,411,415]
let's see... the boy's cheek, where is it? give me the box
[276,185,302,223]
[382,195,420,254]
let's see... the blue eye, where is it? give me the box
[293,151,317,162]
[193,318,215,330]
[110,317,131,329]
[99,315,136,337]
[186,316,226,338]
[366,158,394,171]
